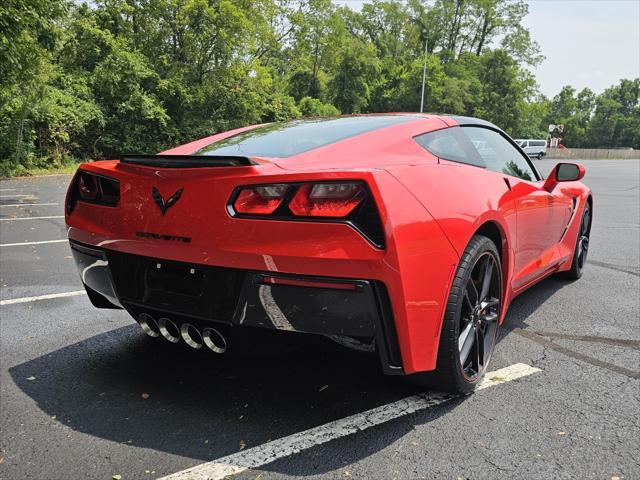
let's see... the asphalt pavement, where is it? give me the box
[1,159,639,480]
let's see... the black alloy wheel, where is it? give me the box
[411,235,502,393]
[458,252,501,381]
[576,202,591,270]
[561,201,592,280]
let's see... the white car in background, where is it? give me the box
[516,139,547,159]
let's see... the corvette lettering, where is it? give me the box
[136,231,191,243]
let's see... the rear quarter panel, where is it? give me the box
[387,160,518,314]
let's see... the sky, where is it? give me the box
[333,0,640,98]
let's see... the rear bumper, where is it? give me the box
[70,240,404,374]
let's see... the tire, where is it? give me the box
[537,153,543,160]
[410,235,502,394]
[560,201,591,280]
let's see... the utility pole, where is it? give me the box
[420,33,428,113]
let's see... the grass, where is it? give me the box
[0,159,82,179]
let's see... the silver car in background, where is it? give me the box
[515,139,547,159]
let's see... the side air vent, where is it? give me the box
[120,155,255,168]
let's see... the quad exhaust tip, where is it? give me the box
[137,313,227,353]
[180,323,204,349]
[138,313,160,338]
[203,327,227,354]
[158,317,181,343]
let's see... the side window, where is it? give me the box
[414,127,484,167]
[462,127,538,181]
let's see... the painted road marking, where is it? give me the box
[0,194,36,198]
[0,239,67,247]
[160,363,541,480]
[0,290,86,306]
[0,189,16,192]
[0,203,58,207]
[0,215,64,221]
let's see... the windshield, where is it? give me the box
[196,115,420,158]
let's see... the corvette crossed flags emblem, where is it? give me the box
[151,186,183,215]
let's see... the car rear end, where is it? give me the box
[65,116,461,376]
[66,155,414,370]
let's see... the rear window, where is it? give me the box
[196,115,419,158]
[414,127,484,167]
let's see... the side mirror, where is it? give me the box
[544,162,585,191]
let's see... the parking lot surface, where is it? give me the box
[1,159,639,480]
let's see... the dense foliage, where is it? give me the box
[1,0,638,175]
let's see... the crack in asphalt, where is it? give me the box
[588,260,640,277]
[524,331,640,349]
[513,328,640,380]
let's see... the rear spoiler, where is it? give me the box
[120,154,256,168]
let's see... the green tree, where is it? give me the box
[329,39,380,113]
[587,79,640,149]
[298,96,340,116]
[477,49,522,135]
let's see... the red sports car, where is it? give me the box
[65,114,592,393]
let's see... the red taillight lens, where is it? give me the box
[78,172,99,201]
[233,184,289,215]
[289,182,364,217]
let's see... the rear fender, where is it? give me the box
[387,162,516,326]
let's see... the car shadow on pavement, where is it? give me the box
[8,276,569,476]
[9,322,461,474]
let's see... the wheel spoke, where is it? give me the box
[459,323,476,366]
[475,326,483,371]
[577,236,589,267]
[479,257,494,301]
[463,289,474,313]
[482,322,497,366]
[581,208,590,236]
[466,278,479,307]
[576,240,583,261]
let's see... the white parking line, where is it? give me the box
[0,290,86,306]
[0,239,67,247]
[160,363,541,480]
[0,202,58,207]
[0,189,16,192]
[0,216,65,221]
[0,194,35,198]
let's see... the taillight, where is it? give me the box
[289,183,364,217]
[66,170,120,214]
[233,184,289,215]
[228,181,384,248]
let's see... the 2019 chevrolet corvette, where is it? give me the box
[65,114,592,393]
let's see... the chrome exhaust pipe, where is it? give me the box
[138,313,160,338]
[202,327,227,354]
[180,323,204,349]
[158,317,180,343]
